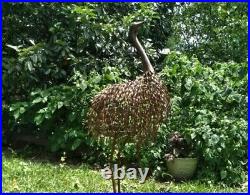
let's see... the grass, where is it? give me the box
[2,148,247,192]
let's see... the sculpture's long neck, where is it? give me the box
[130,30,154,73]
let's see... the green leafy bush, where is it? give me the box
[151,52,247,185]
[7,66,126,154]
[2,3,174,103]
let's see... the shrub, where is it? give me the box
[6,66,126,155]
[152,52,247,185]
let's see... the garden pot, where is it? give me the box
[166,158,198,180]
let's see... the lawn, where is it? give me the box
[2,148,247,192]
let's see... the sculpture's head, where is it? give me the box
[129,21,144,39]
[128,21,155,73]
[131,21,144,29]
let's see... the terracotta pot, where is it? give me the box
[166,157,198,180]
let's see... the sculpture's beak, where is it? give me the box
[131,21,144,28]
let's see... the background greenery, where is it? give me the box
[2,2,248,187]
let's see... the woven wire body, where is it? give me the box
[87,71,171,143]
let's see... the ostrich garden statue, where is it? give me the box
[87,21,171,192]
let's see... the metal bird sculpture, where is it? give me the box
[87,21,171,192]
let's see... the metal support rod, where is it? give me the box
[110,138,117,192]
[136,141,142,167]
[117,149,121,192]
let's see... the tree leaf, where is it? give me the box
[32,97,43,104]
[13,110,20,120]
[26,61,33,71]
[34,114,44,125]
[220,170,227,180]
[57,102,64,109]
[184,78,193,90]
[71,139,82,151]
[19,107,26,114]
[31,55,37,63]
[6,44,21,52]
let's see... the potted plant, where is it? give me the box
[164,131,197,180]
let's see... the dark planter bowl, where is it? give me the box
[166,157,198,180]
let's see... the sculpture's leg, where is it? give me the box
[117,149,121,192]
[110,138,117,193]
[136,141,141,167]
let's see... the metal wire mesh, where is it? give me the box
[87,71,171,144]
